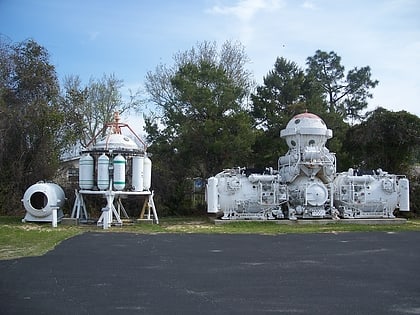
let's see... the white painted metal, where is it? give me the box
[132,156,144,191]
[333,169,402,218]
[52,208,57,227]
[22,182,65,223]
[398,178,410,211]
[206,177,218,214]
[93,133,139,151]
[97,153,110,190]
[143,156,152,191]
[214,168,287,220]
[113,154,126,191]
[207,112,410,220]
[71,112,159,228]
[79,153,94,189]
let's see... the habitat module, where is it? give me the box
[71,112,158,227]
[206,112,410,220]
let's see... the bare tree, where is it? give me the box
[62,73,144,148]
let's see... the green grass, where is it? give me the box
[146,216,420,234]
[1,216,420,260]
[0,217,82,260]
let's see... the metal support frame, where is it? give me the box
[71,190,89,220]
[71,189,159,228]
[139,191,158,223]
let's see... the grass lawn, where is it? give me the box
[1,215,419,260]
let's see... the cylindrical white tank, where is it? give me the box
[398,178,410,211]
[345,175,375,184]
[132,156,144,191]
[248,174,277,183]
[143,156,152,190]
[207,177,218,213]
[22,182,65,218]
[97,153,110,190]
[113,154,126,191]
[79,153,94,189]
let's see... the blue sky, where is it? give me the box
[1,0,419,118]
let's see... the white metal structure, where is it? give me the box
[334,168,410,218]
[206,112,410,220]
[22,181,65,223]
[71,112,158,227]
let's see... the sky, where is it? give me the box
[1,0,419,120]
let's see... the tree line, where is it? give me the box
[0,36,419,216]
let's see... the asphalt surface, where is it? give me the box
[1,231,420,315]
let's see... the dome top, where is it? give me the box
[93,133,140,152]
[293,112,321,120]
[280,112,333,149]
[281,112,332,138]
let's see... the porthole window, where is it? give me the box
[291,140,296,147]
[294,119,300,124]
[309,139,315,146]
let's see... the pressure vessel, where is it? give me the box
[398,178,410,211]
[22,182,65,218]
[113,154,126,191]
[79,153,94,189]
[143,156,152,190]
[248,174,277,183]
[132,156,144,191]
[207,177,218,213]
[97,153,110,190]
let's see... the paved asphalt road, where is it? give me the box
[1,231,419,314]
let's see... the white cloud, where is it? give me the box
[301,1,316,10]
[207,0,284,21]
[206,0,285,45]
[203,0,419,117]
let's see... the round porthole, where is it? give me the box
[309,139,315,146]
[294,119,300,124]
[291,140,296,146]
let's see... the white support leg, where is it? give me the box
[97,191,116,228]
[149,191,159,224]
[71,190,88,220]
[52,208,58,227]
[71,190,79,218]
